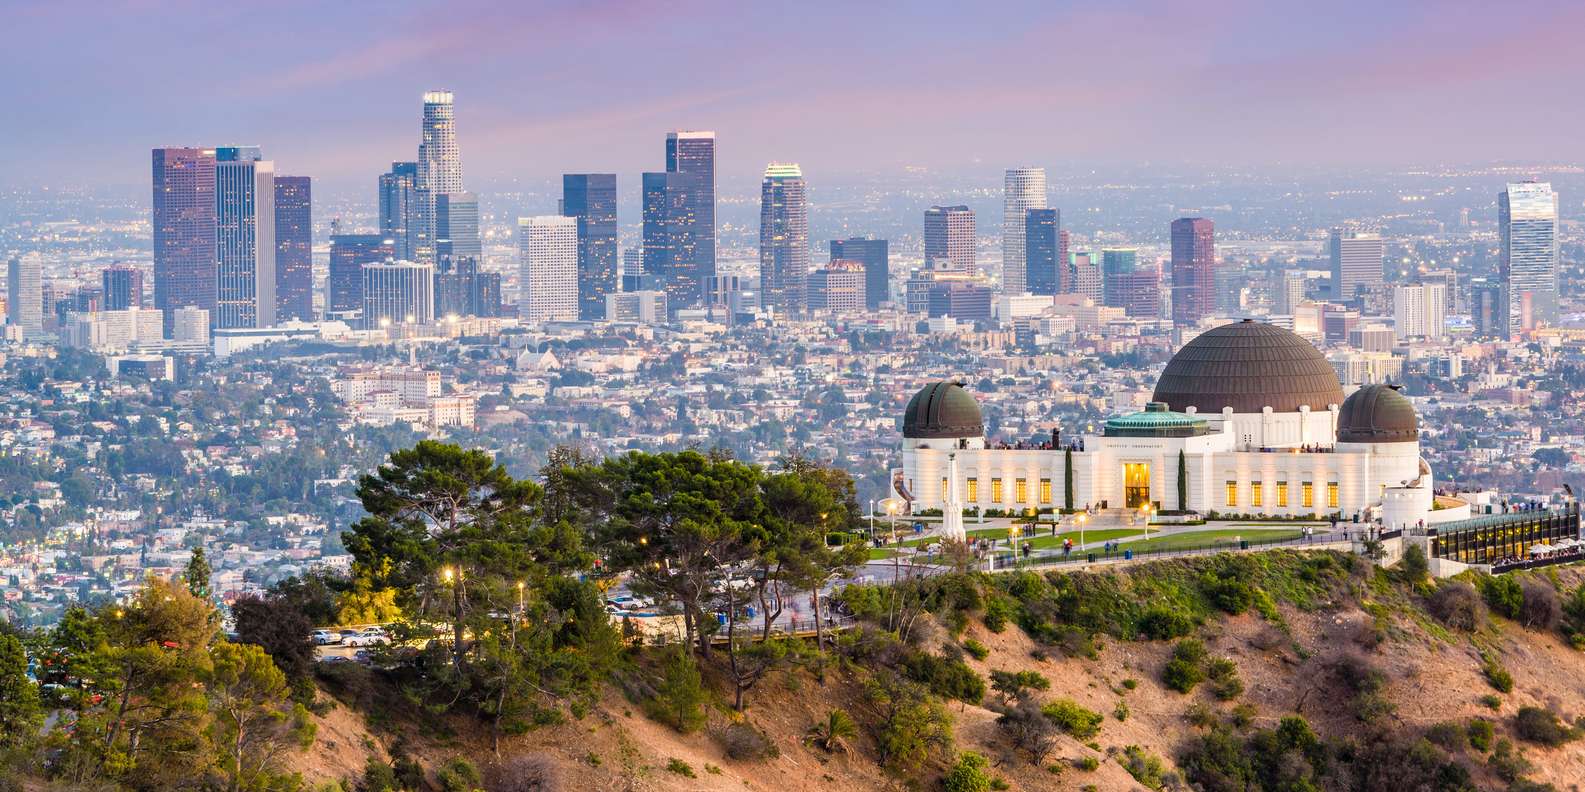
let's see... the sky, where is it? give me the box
[6,0,1585,194]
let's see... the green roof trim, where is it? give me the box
[1104,402,1209,438]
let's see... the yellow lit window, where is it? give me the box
[1251,482,1263,508]
[1327,482,1339,509]
[1039,478,1052,504]
[1302,482,1314,508]
[941,477,948,498]
[967,478,979,502]
[991,478,1004,503]
[1225,480,1237,507]
[1015,478,1028,504]
[1276,481,1288,508]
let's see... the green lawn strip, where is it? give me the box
[1118,528,1304,554]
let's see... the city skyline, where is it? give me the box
[9,2,1585,192]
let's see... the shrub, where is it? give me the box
[983,596,1012,633]
[1137,605,1194,641]
[1520,580,1562,631]
[943,751,994,792]
[963,638,990,661]
[1185,702,1217,729]
[1230,703,1258,729]
[1043,698,1104,740]
[806,709,857,754]
[489,753,561,792]
[1428,581,1484,631]
[434,758,480,792]
[903,650,986,705]
[1205,576,1255,615]
[1398,543,1430,582]
[650,646,707,733]
[989,669,1050,704]
[1483,656,1514,694]
[717,721,779,761]
[1163,639,1207,694]
[1424,721,1468,752]
[1073,756,1099,772]
[1206,657,1243,701]
[1480,694,1504,710]
[1481,575,1524,620]
[1488,738,1531,783]
[1121,678,1138,690]
[868,674,955,773]
[997,699,1059,765]
[1513,706,1576,747]
[361,759,398,792]
[1468,718,1495,751]
[1113,699,1130,722]
[664,758,695,778]
[1120,745,1171,790]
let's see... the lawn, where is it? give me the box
[1118,528,1304,554]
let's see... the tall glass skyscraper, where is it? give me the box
[328,234,394,316]
[830,237,890,309]
[924,206,975,271]
[664,130,715,307]
[101,265,145,311]
[1102,248,1160,318]
[273,175,312,322]
[1328,230,1384,305]
[434,191,481,266]
[641,170,686,300]
[1002,167,1046,295]
[152,147,217,331]
[1024,208,1061,296]
[758,163,809,313]
[1499,181,1559,337]
[416,91,463,265]
[1170,217,1215,326]
[562,174,618,320]
[214,149,276,329]
[379,162,419,260]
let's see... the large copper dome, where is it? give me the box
[1337,384,1418,443]
[902,381,984,439]
[1152,320,1345,414]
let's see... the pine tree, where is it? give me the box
[184,547,212,600]
[1063,448,1074,511]
[1177,449,1189,512]
[0,631,42,750]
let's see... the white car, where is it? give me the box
[311,630,342,645]
[344,627,389,647]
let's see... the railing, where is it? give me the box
[987,530,1353,571]
[707,614,858,643]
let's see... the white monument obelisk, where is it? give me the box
[943,452,966,542]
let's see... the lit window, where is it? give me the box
[1251,482,1264,508]
[941,477,948,498]
[967,478,979,502]
[1015,478,1028,504]
[1276,481,1288,508]
[1225,480,1238,507]
[1328,481,1339,509]
[1039,478,1052,504]
[991,477,1004,503]
[1302,482,1314,508]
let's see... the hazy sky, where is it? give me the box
[7,0,1585,192]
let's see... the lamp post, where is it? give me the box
[1077,512,1087,553]
[868,499,875,543]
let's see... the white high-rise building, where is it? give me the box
[215,153,276,329]
[361,260,434,329]
[1002,167,1046,295]
[1394,282,1447,342]
[6,253,43,336]
[416,90,463,265]
[518,216,578,323]
[1500,181,1559,336]
[1329,230,1384,304]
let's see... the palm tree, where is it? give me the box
[805,709,858,754]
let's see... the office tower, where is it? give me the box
[517,216,578,323]
[172,306,210,345]
[6,253,42,335]
[621,248,642,291]
[924,205,976,272]
[1499,181,1559,336]
[562,174,618,320]
[808,260,865,312]
[1002,167,1046,295]
[152,147,218,330]
[214,151,276,328]
[328,234,394,315]
[641,171,686,304]
[1394,282,1447,341]
[1422,268,1460,315]
[434,257,499,319]
[434,191,481,266]
[664,130,716,306]
[830,237,890,309]
[1470,278,1504,339]
[379,162,419,260]
[1170,217,1215,325]
[1101,249,1160,317]
[416,91,463,265]
[1328,230,1384,305]
[926,281,993,323]
[605,290,668,323]
[1024,208,1061,296]
[273,175,312,322]
[758,163,810,313]
[361,260,433,329]
[1273,270,1306,314]
[101,265,145,311]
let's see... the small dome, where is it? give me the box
[902,381,983,439]
[1337,384,1418,443]
[1152,319,1344,414]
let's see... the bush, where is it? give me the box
[997,699,1059,765]
[1043,698,1104,740]
[903,650,986,705]
[983,596,1012,633]
[963,638,990,661]
[1424,721,1468,752]
[943,751,994,792]
[1120,745,1171,790]
[1206,657,1243,701]
[1163,639,1207,694]
[1468,718,1495,751]
[989,669,1050,704]
[1489,738,1531,783]
[664,758,695,778]
[361,759,399,792]
[1428,582,1484,631]
[650,646,707,733]
[1513,706,1575,746]
[1520,580,1562,631]
[1398,543,1430,581]
[1480,694,1503,710]
[1205,576,1255,615]
[717,721,779,761]
[1481,575,1524,620]
[1483,655,1514,694]
[1137,605,1194,641]
[1072,756,1099,772]
[489,753,561,792]
[435,758,481,792]
[1113,699,1130,722]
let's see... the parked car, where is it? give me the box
[344,627,389,647]
[339,629,361,643]
[311,630,342,645]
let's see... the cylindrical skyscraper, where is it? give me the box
[1002,167,1046,295]
[758,163,809,314]
[416,91,463,266]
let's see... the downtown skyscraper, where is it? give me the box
[758,163,809,314]
[518,216,579,323]
[273,175,312,322]
[1328,230,1384,305]
[829,237,890,309]
[562,174,618,320]
[1024,208,1064,296]
[214,147,276,329]
[1499,181,1559,337]
[101,265,145,311]
[641,130,715,310]
[416,91,463,266]
[1002,167,1046,295]
[152,147,218,330]
[1170,217,1215,326]
[6,253,42,336]
[379,162,419,260]
[924,206,975,271]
